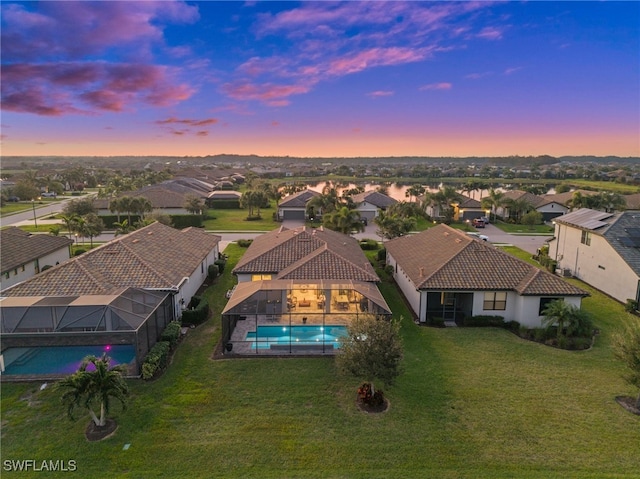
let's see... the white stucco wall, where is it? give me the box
[537,202,567,215]
[387,253,422,320]
[356,201,379,220]
[550,223,639,304]
[1,247,71,292]
[174,243,219,319]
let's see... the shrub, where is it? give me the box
[214,258,226,274]
[359,239,379,250]
[504,320,521,332]
[237,239,253,248]
[208,264,219,280]
[377,248,387,262]
[40,265,53,272]
[160,321,182,348]
[181,297,209,325]
[188,296,201,309]
[384,264,394,277]
[73,248,86,256]
[171,214,204,229]
[625,299,639,313]
[141,341,171,380]
[426,316,445,327]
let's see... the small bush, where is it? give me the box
[625,299,638,313]
[214,258,226,274]
[160,321,182,348]
[384,264,394,277]
[377,248,387,262]
[181,297,209,325]
[245,215,261,221]
[208,263,219,280]
[426,316,445,327]
[171,214,204,229]
[188,296,201,309]
[141,341,171,380]
[504,320,520,332]
[237,239,253,248]
[359,239,379,250]
[464,315,504,327]
[73,248,86,256]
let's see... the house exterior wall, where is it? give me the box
[550,223,639,304]
[278,207,307,220]
[537,203,567,221]
[356,201,379,220]
[175,244,220,318]
[387,253,422,320]
[1,247,71,292]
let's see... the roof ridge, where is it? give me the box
[515,268,540,294]
[117,239,176,286]
[416,232,473,287]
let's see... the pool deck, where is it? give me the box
[226,314,349,356]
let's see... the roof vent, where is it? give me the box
[444,232,449,236]
[147,231,153,235]
[132,239,140,244]
[419,267,424,277]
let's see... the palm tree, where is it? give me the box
[109,197,123,222]
[542,300,592,340]
[502,197,533,223]
[566,191,586,211]
[118,196,134,224]
[184,194,204,215]
[114,219,134,236]
[405,184,425,203]
[323,206,364,234]
[130,197,153,221]
[58,354,129,428]
[480,188,504,223]
[59,213,79,240]
[83,213,105,248]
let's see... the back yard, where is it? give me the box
[1,244,639,478]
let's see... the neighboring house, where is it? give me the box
[222,226,391,353]
[422,194,484,221]
[548,208,640,305]
[385,224,587,327]
[351,190,397,221]
[3,222,221,320]
[277,189,320,221]
[207,190,242,208]
[532,197,568,221]
[623,193,640,211]
[496,190,545,220]
[1,227,73,291]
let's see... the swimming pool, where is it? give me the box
[245,325,348,349]
[1,345,136,376]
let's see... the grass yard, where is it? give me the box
[493,221,554,234]
[203,207,279,231]
[1,245,639,478]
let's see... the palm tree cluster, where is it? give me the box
[109,196,153,224]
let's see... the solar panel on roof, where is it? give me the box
[626,228,640,237]
[620,237,636,247]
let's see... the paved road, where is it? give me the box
[3,207,551,255]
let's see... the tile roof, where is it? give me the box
[624,193,640,210]
[233,226,379,282]
[385,224,587,296]
[1,227,73,273]
[278,189,320,208]
[501,190,546,208]
[456,195,481,208]
[3,222,220,296]
[352,191,397,209]
[552,208,614,230]
[541,190,598,206]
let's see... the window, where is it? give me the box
[4,272,9,279]
[483,292,506,310]
[581,230,591,246]
[251,274,272,281]
[539,297,562,315]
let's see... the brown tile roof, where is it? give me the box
[501,190,545,207]
[1,227,73,273]
[541,189,598,206]
[385,224,587,296]
[233,226,379,282]
[624,193,640,210]
[3,222,221,296]
[352,191,397,209]
[278,189,320,208]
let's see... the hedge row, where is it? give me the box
[463,315,505,327]
[182,296,209,325]
[207,200,240,209]
[160,320,182,348]
[359,239,379,250]
[141,341,171,380]
[171,214,205,229]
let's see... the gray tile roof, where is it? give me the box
[278,189,320,208]
[3,222,221,296]
[385,224,587,296]
[1,227,73,273]
[553,208,614,230]
[233,226,379,282]
[601,211,640,277]
[352,191,397,209]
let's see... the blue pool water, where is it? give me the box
[246,325,348,349]
[1,345,136,376]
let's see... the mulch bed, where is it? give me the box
[85,419,118,442]
[357,397,390,414]
[615,396,640,416]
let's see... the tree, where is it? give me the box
[502,197,533,223]
[63,197,96,217]
[114,219,134,236]
[521,210,543,229]
[83,213,105,247]
[13,180,40,201]
[405,184,425,203]
[542,300,592,340]
[240,190,269,218]
[612,318,640,410]
[58,354,129,428]
[322,206,363,234]
[59,213,80,239]
[336,315,404,400]
[374,210,416,240]
[130,196,153,220]
[480,188,504,223]
[184,194,204,215]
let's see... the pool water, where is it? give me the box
[246,325,348,349]
[1,345,136,376]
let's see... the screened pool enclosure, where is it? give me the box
[221,279,391,355]
[0,287,173,377]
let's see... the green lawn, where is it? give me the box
[203,207,279,231]
[494,221,554,234]
[1,244,639,478]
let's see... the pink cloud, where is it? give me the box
[477,27,504,40]
[504,67,523,75]
[156,117,218,127]
[327,47,431,76]
[222,82,310,106]
[196,131,209,137]
[419,82,453,91]
[1,62,193,115]
[466,72,492,80]
[367,90,395,98]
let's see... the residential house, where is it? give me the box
[422,194,485,222]
[1,222,221,375]
[277,189,321,221]
[548,208,640,305]
[1,227,73,291]
[385,224,587,327]
[351,190,397,221]
[222,226,391,354]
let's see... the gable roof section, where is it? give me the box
[623,193,640,210]
[3,222,220,296]
[233,226,379,282]
[501,190,545,207]
[278,189,320,208]
[352,191,397,209]
[541,190,598,206]
[385,224,586,296]
[1,227,73,273]
[456,195,481,208]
